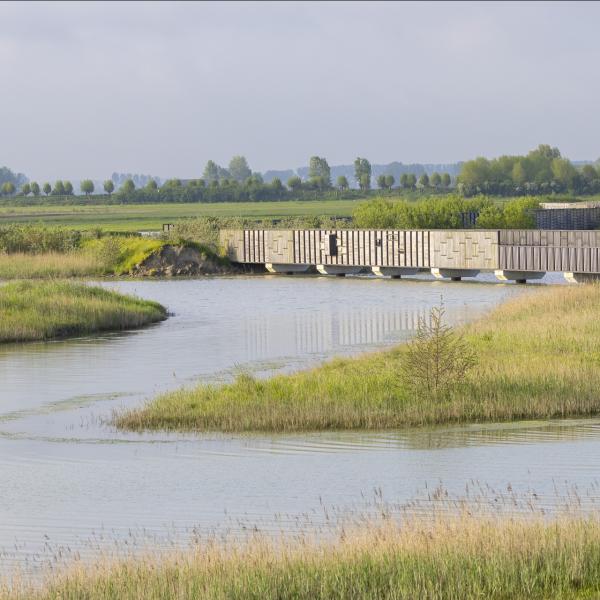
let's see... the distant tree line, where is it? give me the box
[5,145,600,202]
[458,144,600,196]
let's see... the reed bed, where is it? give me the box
[117,283,600,432]
[0,280,166,343]
[5,511,600,599]
[0,251,104,279]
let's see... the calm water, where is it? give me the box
[1,273,598,574]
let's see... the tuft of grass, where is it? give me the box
[6,513,600,599]
[117,283,600,433]
[0,280,166,343]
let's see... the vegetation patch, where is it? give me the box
[0,281,166,343]
[6,512,600,599]
[117,284,600,432]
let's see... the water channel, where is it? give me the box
[2,273,599,575]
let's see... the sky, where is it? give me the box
[2,1,600,181]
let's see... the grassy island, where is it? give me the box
[117,283,600,433]
[0,281,166,343]
[6,512,600,599]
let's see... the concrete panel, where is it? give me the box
[430,230,499,270]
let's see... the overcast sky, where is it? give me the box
[2,1,599,181]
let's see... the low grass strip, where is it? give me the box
[116,283,600,432]
[0,281,166,343]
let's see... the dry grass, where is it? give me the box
[116,284,600,432]
[0,251,104,279]
[5,511,600,599]
[0,280,166,343]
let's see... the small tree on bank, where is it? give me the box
[401,303,476,399]
[42,183,51,196]
[30,182,40,196]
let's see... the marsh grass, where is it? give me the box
[0,280,166,343]
[117,284,600,432]
[6,511,600,599]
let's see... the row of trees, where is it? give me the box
[458,144,600,196]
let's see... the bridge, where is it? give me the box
[220,229,600,283]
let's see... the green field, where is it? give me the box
[0,200,359,232]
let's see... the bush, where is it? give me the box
[401,303,477,399]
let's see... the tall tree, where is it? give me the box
[21,183,31,195]
[400,173,409,189]
[104,180,115,195]
[203,160,220,183]
[336,175,349,191]
[406,174,417,189]
[52,181,65,195]
[81,180,94,195]
[376,174,387,190]
[30,182,40,196]
[64,181,74,195]
[121,179,135,193]
[228,156,252,183]
[145,179,158,191]
[287,175,302,191]
[354,158,371,190]
[42,183,51,196]
[441,173,451,188]
[384,175,395,190]
[418,173,430,188]
[430,172,441,188]
[1,182,15,195]
[308,156,331,187]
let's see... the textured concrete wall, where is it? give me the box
[430,231,499,270]
[221,228,600,274]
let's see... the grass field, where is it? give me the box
[0,200,360,231]
[116,283,600,433]
[0,281,166,343]
[6,511,600,599]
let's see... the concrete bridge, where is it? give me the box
[220,229,600,283]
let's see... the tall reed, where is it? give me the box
[5,511,600,599]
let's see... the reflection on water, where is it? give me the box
[0,275,598,576]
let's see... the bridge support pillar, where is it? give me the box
[316,265,363,277]
[564,272,600,284]
[265,263,311,275]
[372,266,419,279]
[431,268,480,281]
[494,270,545,284]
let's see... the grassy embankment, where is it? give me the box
[0,280,166,343]
[117,284,600,432]
[6,513,600,599]
[0,234,169,279]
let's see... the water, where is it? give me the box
[1,273,597,575]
